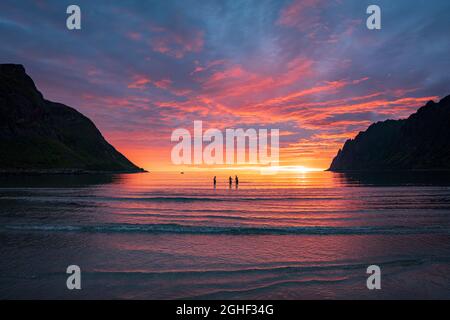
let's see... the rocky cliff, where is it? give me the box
[0,64,144,173]
[329,95,450,172]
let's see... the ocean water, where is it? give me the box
[1,171,450,299]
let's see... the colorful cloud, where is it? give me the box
[1,0,449,170]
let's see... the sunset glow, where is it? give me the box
[2,0,448,172]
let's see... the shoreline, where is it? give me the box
[0,168,148,175]
[326,168,450,173]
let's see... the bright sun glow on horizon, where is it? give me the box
[275,166,323,172]
[148,165,325,173]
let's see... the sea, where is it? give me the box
[1,171,450,299]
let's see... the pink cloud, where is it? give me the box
[154,79,172,89]
[150,26,204,58]
[126,32,142,41]
[278,0,323,27]
[127,75,151,89]
[197,58,314,104]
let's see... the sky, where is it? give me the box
[1,0,449,171]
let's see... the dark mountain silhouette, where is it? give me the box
[0,64,144,173]
[329,95,450,172]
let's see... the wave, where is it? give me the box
[2,223,449,235]
[82,257,426,278]
[1,195,341,203]
[0,195,227,203]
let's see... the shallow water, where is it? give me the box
[1,171,450,299]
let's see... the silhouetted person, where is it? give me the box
[213,176,217,188]
[235,175,239,189]
[229,176,232,188]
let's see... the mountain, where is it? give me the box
[0,64,145,173]
[329,95,450,172]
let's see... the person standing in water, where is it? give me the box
[235,175,239,188]
[213,176,217,188]
[229,176,232,187]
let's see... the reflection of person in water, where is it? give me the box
[213,176,217,188]
[229,176,232,187]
